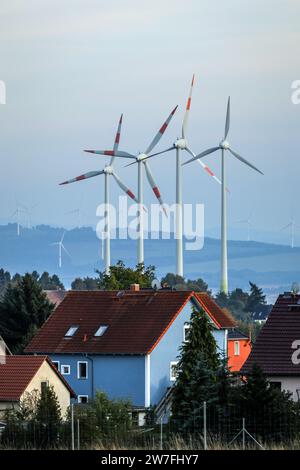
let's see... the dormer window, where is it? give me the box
[94,325,108,337]
[65,325,79,337]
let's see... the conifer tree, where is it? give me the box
[171,307,221,428]
[0,273,54,352]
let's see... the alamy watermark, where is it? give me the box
[95,197,204,251]
[291,80,300,105]
[0,338,6,364]
[0,80,6,104]
[291,339,300,365]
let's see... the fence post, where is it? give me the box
[160,415,163,450]
[242,418,245,450]
[77,419,80,450]
[203,401,207,450]
[71,403,75,451]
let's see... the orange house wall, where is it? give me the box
[228,339,252,372]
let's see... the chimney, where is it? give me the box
[130,283,140,292]
[83,334,88,342]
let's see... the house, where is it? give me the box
[242,292,300,401]
[25,287,236,408]
[227,329,251,372]
[0,356,76,417]
[251,304,272,324]
[45,289,67,308]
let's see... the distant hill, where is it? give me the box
[0,224,299,297]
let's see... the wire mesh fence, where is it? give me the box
[1,402,300,449]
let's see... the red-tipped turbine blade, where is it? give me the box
[84,149,136,159]
[144,105,178,155]
[112,171,138,203]
[111,113,123,165]
[182,74,195,139]
[144,161,167,216]
[59,170,104,185]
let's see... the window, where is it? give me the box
[183,323,191,342]
[170,361,178,382]
[94,325,108,337]
[78,395,89,404]
[77,361,88,379]
[61,365,70,375]
[41,381,49,397]
[65,325,79,337]
[234,341,240,356]
[52,361,60,370]
[270,381,281,391]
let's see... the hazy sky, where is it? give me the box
[0,0,300,239]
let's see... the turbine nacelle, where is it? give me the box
[174,138,187,150]
[137,153,148,162]
[220,140,230,150]
[104,165,113,175]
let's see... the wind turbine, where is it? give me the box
[50,232,70,268]
[59,114,138,275]
[281,218,300,248]
[132,76,223,277]
[11,204,27,236]
[85,106,178,266]
[183,97,263,294]
[236,213,253,242]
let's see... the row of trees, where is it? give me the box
[0,261,269,352]
[2,387,132,449]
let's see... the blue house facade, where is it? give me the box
[26,289,235,407]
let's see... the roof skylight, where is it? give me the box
[65,325,79,337]
[94,325,108,337]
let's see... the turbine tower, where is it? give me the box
[281,218,300,248]
[50,232,70,268]
[60,114,138,274]
[136,76,223,276]
[183,97,263,294]
[236,213,253,242]
[85,107,177,266]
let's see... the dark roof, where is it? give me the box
[0,356,76,401]
[25,290,235,355]
[45,290,67,307]
[251,305,272,321]
[242,293,300,376]
[228,329,249,340]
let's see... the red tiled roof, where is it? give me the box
[25,290,235,355]
[0,356,75,401]
[242,293,300,376]
[195,293,236,329]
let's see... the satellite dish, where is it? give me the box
[151,279,160,290]
[291,282,299,295]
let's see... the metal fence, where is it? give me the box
[1,402,300,450]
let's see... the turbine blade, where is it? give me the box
[61,231,66,243]
[228,148,264,175]
[145,106,178,155]
[111,113,123,165]
[182,147,219,166]
[124,146,175,167]
[61,243,71,258]
[185,147,222,185]
[224,96,230,139]
[112,172,138,203]
[59,170,104,185]
[84,149,135,159]
[281,223,292,231]
[144,161,167,216]
[182,74,195,139]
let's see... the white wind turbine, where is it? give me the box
[11,204,27,236]
[183,97,263,294]
[281,218,300,248]
[60,115,138,275]
[85,107,178,266]
[236,213,254,242]
[134,76,223,277]
[50,232,70,268]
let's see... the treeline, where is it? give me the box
[0,261,270,352]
